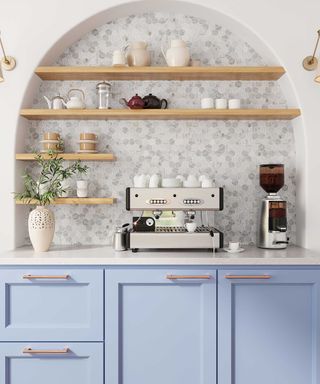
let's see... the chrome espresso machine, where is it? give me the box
[126,187,224,252]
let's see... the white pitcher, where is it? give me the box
[126,41,151,67]
[161,39,190,67]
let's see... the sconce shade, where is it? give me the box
[0,65,3,82]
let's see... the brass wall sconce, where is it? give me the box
[0,32,16,82]
[302,29,320,83]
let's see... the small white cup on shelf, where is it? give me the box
[77,180,88,198]
[201,97,214,109]
[228,99,241,109]
[112,50,126,66]
[215,98,228,109]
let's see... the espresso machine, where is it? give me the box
[257,164,289,249]
[126,187,224,252]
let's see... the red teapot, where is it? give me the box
[120,94,145,109]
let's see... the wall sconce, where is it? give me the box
[302,29,320,83]
[0,32,16,82]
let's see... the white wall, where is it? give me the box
[0,0,319,252]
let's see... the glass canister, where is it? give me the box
[96,81,111,109]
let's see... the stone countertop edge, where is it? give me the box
[0,245,319,265]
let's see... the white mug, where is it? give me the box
[184,175,200,188]
[112,50,126,66]
[201,97,214,109]
[77,180,88,198]
[201,179,213,188]
[149,174,161,188]
[229,241,240,250]
[186,222,197,232]
[228,99,241,109]
[215,98,228,109]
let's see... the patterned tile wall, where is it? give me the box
[24,12,296,246]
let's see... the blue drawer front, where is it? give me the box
[0,269,103,341]
[0,342,103,384]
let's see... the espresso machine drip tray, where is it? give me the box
[155,226,215,233]
[128,227,223,252]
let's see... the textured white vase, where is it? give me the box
[28,206,55,252]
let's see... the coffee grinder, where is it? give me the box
[257,164,289,249]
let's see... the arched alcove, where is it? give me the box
[14,0,305,248]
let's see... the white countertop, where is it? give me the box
[0,245,319,265]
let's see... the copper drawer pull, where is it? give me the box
[225,275,272,279]
[23,274,70,280]
[22,347,69,355]
[166,275,211,280]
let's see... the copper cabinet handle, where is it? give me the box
[225,275,272,279]
[23,274,70,280]
[22,347,69,355]
[166,275,211,280]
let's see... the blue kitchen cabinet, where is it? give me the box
[105,268,216,384]
[0,342,103,384]
[0,269,103,341]
[218,269,320,384]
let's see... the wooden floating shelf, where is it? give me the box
[20,108,301,121]
[35,66,286,81]
[16,153,115,161]
[16,197,116,205]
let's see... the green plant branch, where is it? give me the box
[14,151,89,206]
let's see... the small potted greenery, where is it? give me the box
[15,152,88,252]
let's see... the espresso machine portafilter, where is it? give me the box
[257,164,289,249]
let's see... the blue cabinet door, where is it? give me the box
[106,268,216,384]
[0,342,103,384]
[218,269,320,384]
[0,269,103,341]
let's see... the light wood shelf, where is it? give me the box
[35,66,286,81]
[20,108,301,121]
[16,197,116,205]
[16,153,115,161]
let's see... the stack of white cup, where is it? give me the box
[201,97,241,109]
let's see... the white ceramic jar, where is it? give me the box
[162,39,190,67]
[28,206,55,252]
[126,42,151,67]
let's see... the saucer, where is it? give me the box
[40,149,63,153]
[77,150,98,153]
[77,140,98,143]
[40,140,60,143]
[224,247,244,253]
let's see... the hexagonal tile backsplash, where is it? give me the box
[24,12,296,246]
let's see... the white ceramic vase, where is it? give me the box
[28,206,55,252]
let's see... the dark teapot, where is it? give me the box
[143,93,168,109]
[119,94,145,109]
